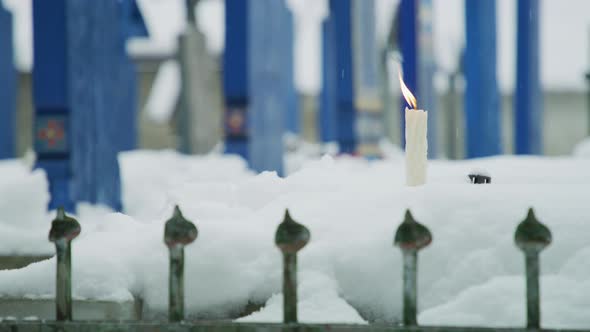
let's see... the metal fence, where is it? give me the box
[0,205,584,332]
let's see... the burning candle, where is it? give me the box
[399,67,427,186]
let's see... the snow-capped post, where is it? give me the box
[275,210,310,324]
[515,208,552,329]
[164,206,198,322]
[394,209,432,326]
[48,207,81,321]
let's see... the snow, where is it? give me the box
[2,0,32,71]
[237,271,366,324]
[195,0,224,55]
[119,149,253,220]
[128,0,186,58]
[0,149,590,327]
[143,60,181,124]
[122,0,225,58]
[573,137,590,157]
[0,158,51,255]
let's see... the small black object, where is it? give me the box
[468,173,491,184]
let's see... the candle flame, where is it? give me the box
[398,64,417,109]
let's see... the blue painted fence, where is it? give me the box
[33,0,142,211]
[282,6,299,135]
[248,0,288,176]
[0,4,16,159]
[352,0,383,158]
[333,0,356,154]
[464,0,501,158]
[223,0,250,161]
[330,0,356,154]
[418,0,437,158]
[224,0,288,175]
[33,0,74,212]
[320,10,337,143]
[515,0,542,154]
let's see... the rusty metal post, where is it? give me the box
[48,207,81,321]
[164,206,198,322]
[394,210,432,326]
[515,208,551,329]
[275,209,310,324]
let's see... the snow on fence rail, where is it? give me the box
[0,205,584,332]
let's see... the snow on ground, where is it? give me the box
[119,149,253,221]
[573,137,590,158]
[0,158,51,255]
[0,148,590,327]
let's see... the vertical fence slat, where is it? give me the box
[275,210,310,324]
[394,210,432,326]
[164,206,198,322]
[48,207,81,321]
[515,208,551,329]
[282,252,298,323]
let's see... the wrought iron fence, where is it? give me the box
[0,205,584,332]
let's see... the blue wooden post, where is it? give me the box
[464,0,501,157]
[92,0,139,210]
[68,1,116,210]
[34,0,141,212]
[121,0,149,41]
[223,0,249,161]
[33,0,74,211]
[119,0,148,152]
[418,0,437,158]
[331,0,356,154]
[398,0,418,149]
[67,0,94,206]
[352,0,383,158]
[320,15,337,142]
[515,0,542,154]
[248,0,286,175]
[282,5,299,135]
[0,4,16,159]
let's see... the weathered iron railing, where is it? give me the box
[0,206,584,332]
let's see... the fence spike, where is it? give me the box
[48,207,81,321]
[514,207,551,329]
[275,209,310,324]
[394,209,432,326]
[164,205,198,322]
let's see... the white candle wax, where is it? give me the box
[405,107,428,186]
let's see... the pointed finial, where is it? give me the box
[404,209,414,222]
[515,207,552,252]
[284,209,294,222]
[49,208,81,242]
[164,205,198,247]
[526,208,535,220]
[275,209,310,254]
[173,205,183,218]
[394,209,432,251]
